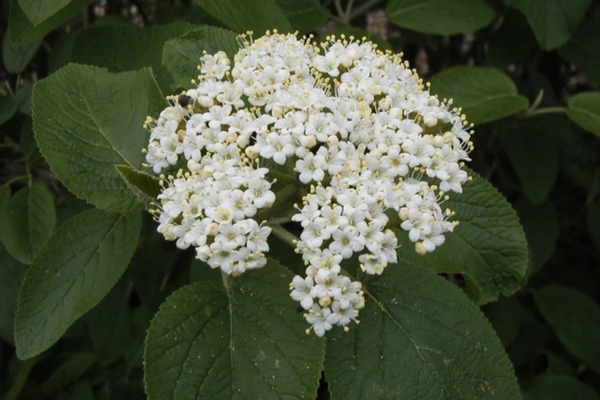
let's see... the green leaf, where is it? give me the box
[115,165,161,208]
[0,185,10,213]
[33,64,165,213]
[484,295,522,348]
[71,23,194,93]
[498,116,560,204]
[276,0,330,35]
[14,208,141,360]
[558,20,600,85]
[504,0,593,50]
[162,26,238,90]
[193,0,293,34]
[2,34,42,74]
[325,262,521,399]
[0,243,26,344]
[8,0,95,45]
[394,169,528,304]
[386,0,498,35]
[566,92,600,136]
[429,66,529,125]
[144,259,325,399]
[0,95,19,126]
[17,0,71,26]
[522,374,600,400]
[0,182,56,264]
[534,285,600,374]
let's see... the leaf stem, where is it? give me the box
[269,224,300,248]
[524,106,566,117]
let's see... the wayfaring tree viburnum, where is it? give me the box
[143,31,473,337]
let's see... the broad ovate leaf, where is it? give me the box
[115,165,161,209]
[0,182,56,264]
[325,262,521,399]
[429,66,529,125]
[386,0,497,35]
[144,259,325,399]
[33,64,165,212]
[505,0,593,50]
[17,0,71,26]
[14,208,141,359]
[566,92,600,136]
[394,169,528,304]
[534,285,600,375]
[193,0,293,34]
[276,0,330,35]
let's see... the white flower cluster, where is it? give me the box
[144,32,473,335]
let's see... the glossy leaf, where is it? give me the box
[394,169,528,304]
[17,0,71,26]
[521,374,600,400]
[33,64,165,212]
[162,26,238,90]
[193,0,293,34]
[276,0,330,35]
[558,20,600,85]
[144,259,325,399]
[429,66,529,125]
[14,208,141,359]
[504,0,593,50]
[8,0,95,45]
[325,262,521,399]
[0,243,26,344]
[386,0,497,35]
[534,285,600,374]
[115,165,161,208]
[498,117,560,204]
[566,92,600,136]
[71,23,193,92]
[0,182,56,264]
[2,34,42,74]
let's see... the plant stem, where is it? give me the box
[269,224,299,248]
[525,106,566,117]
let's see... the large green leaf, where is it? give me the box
[521,373,600,400]
[71,23,193,93]
[325,262,521,399]
[2,34,42,74]
[0,182,56,264]
[534,285,600,375]
[566,92,600,137]
[8,0,95,45]
[558,20,600,85]
[193,0,293,34]
[115,165,161,209]
[393,169,528,304]
[386,0,497,35]
[429,66,529,125]
[33,64,165,212]
[504,0,593,50]
[162,26,238,90]
[276,0,330,35]
[14,208,141,360]
[498,116,560,204]
[144,259,325,399]
[17,0,71,26]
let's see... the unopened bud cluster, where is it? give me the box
[144,32,472,335]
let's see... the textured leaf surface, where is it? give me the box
[116,165,161,208]
[144,260,325,399]
[429,66,529,125]
[71,23,193,92]
[558,20,600,84]
[162,26,238,90]
[386,0,497,35]
[33,64,165,212]
[0,183,56,264]
[193,0,293,34]
[498,117,560,204]
[505,0,593,50]
[394,169,528,304]
[566,92,600,136]
[8,0,95,45]
[14,208,141,359]
[534,285,600,375]
[17,0,71,26]
[325,262,521,399]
